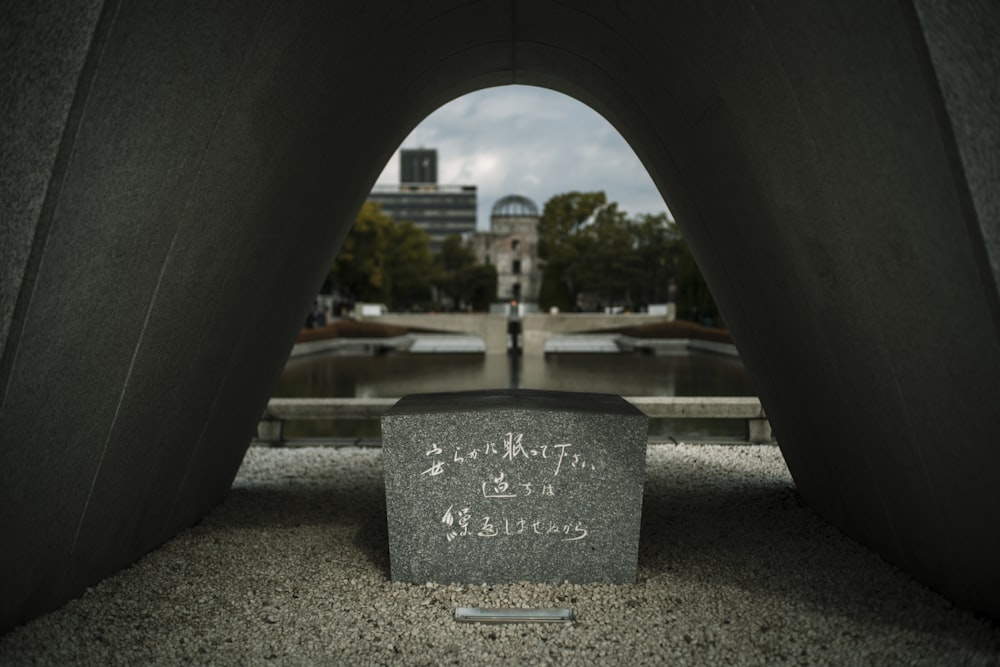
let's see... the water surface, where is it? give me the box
[275,351,757,440]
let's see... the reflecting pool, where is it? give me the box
[274,351,758,441]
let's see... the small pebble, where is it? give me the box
[0,445,997,665]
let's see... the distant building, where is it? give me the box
[399,148,437,184]
[368,148,476,250]
[471,195,542,304]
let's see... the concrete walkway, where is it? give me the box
[2,445,997,665]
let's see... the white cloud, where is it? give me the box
[376,85,671,228]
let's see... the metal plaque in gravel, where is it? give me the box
[381,388,648,584]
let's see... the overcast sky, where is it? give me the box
[375,85,671,230]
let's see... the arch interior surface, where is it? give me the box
[1,0,998,629]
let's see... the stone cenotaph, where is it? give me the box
[381,389,648,584]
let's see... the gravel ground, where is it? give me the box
[2,444,998,665]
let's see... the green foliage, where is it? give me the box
[538,263,574,312]
[465,263,499,312]
[673,239,718,324]
[631,213,683,307]
[328,202,434,311]
[328,211,497,313]
[537,191,716,320]
[433,235,497,311]
[537,191,607,302]
[386,220,434,308]
[330,201,392,304]
[330,192,717,321]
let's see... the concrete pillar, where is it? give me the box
[747,419,774,445]
[255,419,284,447]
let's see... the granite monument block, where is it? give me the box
[381,389,649,584]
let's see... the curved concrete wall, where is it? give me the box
[1,0,997,628]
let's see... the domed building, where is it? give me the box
[471,195,542,305]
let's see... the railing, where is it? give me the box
[255,396,774,446]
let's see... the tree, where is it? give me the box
[432,235,497,311]
[329,201,393,305]
[537,191,717,321]
[629,213,680,307]
[673,237,718,325]
[386,220,434,310]
[538,262,574,312]
[327,202,435,311]
[585,202,633,308]
[464,263,498,312]
[537,191,609,309]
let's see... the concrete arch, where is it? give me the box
[2,1,998,629]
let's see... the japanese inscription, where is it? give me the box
[381,389,648,585]
[419,431,596,543]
